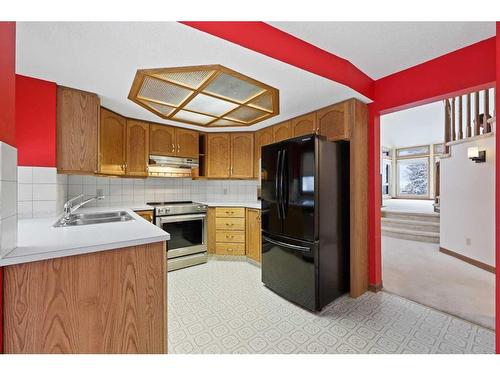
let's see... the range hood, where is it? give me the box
[148,155,199,177]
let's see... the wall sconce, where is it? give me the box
[467,146,486,163]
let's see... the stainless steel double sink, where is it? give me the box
[53,211,135,227]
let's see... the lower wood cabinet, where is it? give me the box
[134,209,154,223]
[246,208,261,263]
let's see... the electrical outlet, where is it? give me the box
[466,238,472,246]
[97,188,104,197]
[223,188,228,195]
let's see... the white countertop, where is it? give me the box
[199,201,261,209]
[0,207,169,267]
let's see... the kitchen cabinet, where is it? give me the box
[206,133,253,179]
[272,121,291,142]
[99,108,127,176]
[56,86,100,174]
[254,127,274,179]
[230,133,254,178]
[149,124,198,159]
[292,112,318,137]
[134,209,154,223]
[318,100,352,141]
[246,208,261,263]
[207,207,216,254]
[214,207,246,256]
[150,124,176,156]
[126,120,149,177]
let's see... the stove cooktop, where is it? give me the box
[147,201,193,206]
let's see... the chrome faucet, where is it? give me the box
[62,194,105,223]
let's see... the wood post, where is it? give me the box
[484,89,490,133]
[451,98,456,141]
[444,99,451,153]
[458,96,463,140]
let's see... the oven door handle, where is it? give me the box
[157,213,206,225]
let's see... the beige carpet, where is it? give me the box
[382,199,435,214]
[382,236,495,330]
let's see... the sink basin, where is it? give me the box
[53,211,135,227]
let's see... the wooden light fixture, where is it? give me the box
[128,65,279,127]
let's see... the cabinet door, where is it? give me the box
[206,133,231,178]
[292,113,317,137]
[246,209,261,263]
[176,128,199,158]
[231,133,254,179]
[150,124,176,156]
[126,120,149,177]
[254,127,274,179]
[273,121,291,142]
[318,100,351,141]
[56,86,99,174]
[99,108,127,175]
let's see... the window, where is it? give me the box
[433,143,446,155]
[382,159,392,196]
[396,145,430,158]
[397,157,429,197]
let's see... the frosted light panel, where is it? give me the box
[138,76,193,106]
[173,110,215,125]
[153,70,215,89]
[226,106,267,122]
[204,73,265,102]
[184,93,239,116]
[140,100,176,116]
[248,91,273,111]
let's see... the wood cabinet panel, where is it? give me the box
[254,127,274,178]
[215,217,245,231]
[126,120,149,177]
[176,128,199,158]
[206,133,231,178]
[215,242,245,255]
[273,121,291,142]
[150,124,175,156]
[231,133,254,178]
[56,86,99,174]
[207,207,216,254]
[216,231,246,243]
[99,108,127,175]
[134,210,154,223]
[3,242,167,354]
[318,101,351,141]
[215,207,245,218]
[246,208,261,263]
[292,113,318,137]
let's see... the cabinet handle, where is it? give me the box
[171,144,175,153]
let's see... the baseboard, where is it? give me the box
[439,247,495,274]
[368,283,383,293]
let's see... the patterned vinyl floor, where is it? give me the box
[167,258,495,354]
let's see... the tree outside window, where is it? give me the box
[397,157,429,197]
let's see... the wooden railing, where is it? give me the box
[444,88,495,152]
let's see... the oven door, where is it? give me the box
[156,213,207,259]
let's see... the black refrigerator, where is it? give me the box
[261,134,349,311]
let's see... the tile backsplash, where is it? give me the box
[17,166,259,219]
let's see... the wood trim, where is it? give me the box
[439,247,495,273]
[368,283,383,293]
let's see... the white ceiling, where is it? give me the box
[16,22,368,132]
[269,22,496,79]
[381,101,444,148]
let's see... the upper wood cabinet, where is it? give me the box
[56,86,100,174]
[206,133,254,179]
[206,133,231,178]
[150,124,176,156]
[99,108,127,176]
[149,124,198,158]
[126,120,149,177]
[292,113,318,137]
[246,208,261,263]
[273,121,291,142]
[231,133,254,179]
[176,128,199,158]
[318,100,352,141]
[254,127,274,178]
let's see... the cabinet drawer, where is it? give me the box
[215,242,245,255]
[216,231,245,243]
[215,218,245,231]
[215,207,245,218]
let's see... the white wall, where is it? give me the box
[440,134,495,267]
[381,101,444,148]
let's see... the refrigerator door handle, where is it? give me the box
[281,149,288,218]
[275,150,282,219]
[263,236,311,252]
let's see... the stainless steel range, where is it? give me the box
[149,201,208,271]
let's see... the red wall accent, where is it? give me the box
[181,21,375,100]
[0,21,16,355]
[0,22,16,147]
[16,75,57,167]
[496,22,500,354]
